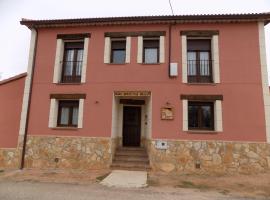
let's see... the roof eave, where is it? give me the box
[20,13,270,29]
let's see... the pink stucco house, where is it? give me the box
[0,13,270,173]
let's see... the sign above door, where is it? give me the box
[114,91,151,97]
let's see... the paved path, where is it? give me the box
[100,170,147,188]
[0,180,263,200]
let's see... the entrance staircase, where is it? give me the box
[111,147,151,171]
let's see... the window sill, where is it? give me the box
[186,83,217,86]
[106,63,127,65]
[141,63,162,65]
[51,127,79,131]
[55,83,83,85]
[185,130,218,134]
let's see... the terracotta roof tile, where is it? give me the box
[0,73,27,85]
[20,13,270,28]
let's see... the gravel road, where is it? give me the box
[0,180,264,200]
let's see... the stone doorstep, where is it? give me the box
[100,170,148,188]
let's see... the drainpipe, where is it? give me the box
[168,23,172,77]
[168,20,176,77]
[20,27,38,169]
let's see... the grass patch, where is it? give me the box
[96,173,109,182]
[0,169,4,173]
[147,178,159,186]
[177,181,210,190]
[219,189,230,195]
[179,181,196,188]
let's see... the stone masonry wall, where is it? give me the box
[25,136,112,170]
[0,136,23,169]
[147,140,270,174]
[0,148,20,169]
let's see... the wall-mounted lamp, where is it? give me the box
[166,102,171,106]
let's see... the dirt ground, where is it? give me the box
[147,171,270,198]
[0,169,269,199]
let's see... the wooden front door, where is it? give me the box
[123,106,141,147]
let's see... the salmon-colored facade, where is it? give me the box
[0,73,26,148]
[1,14,270,172]
[26,22,266,141]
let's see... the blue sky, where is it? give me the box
[0,0,270,81]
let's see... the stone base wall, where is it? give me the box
[25,136,112,170]
[147,140,270,174]
[111,137,121,161]
[0,136,23,169]
[0,148,20,169]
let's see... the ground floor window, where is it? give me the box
[188,101,214,130]
[57,100,79,127]
[49,94,85,129]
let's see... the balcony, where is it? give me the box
[187,60,213,83]
[61,61,82,83]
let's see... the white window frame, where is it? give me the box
[137,36,165,64]
[182,34,220,83]
[182,100,223,132]
[53,37,89,83]
[104,36,131,64]
[48,98,84,128]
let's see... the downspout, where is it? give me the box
[168,23,172,77]
[20,27,38,169]
[168,20,176,77]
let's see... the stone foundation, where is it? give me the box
[0,136,23,169]
[0,149,20,169]
[147,140,270,174]
[25,135,112,170]
[2,135,270,174]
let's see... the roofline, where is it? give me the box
[20,13,270,28]
[0,73,27,85]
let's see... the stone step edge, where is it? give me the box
[111,162,150,168]
[113,157,149,162]
[113,159,150,164]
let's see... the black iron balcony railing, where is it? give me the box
[187,60,213,83]
[61,61,82,83]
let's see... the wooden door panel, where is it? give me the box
[123,106,141,147]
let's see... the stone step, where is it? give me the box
[110,166,151,171]
[113,156,149,163]
[117,147,146,152]
[112,147,151,171]
[115,150,148,157]
[111,161,151,171]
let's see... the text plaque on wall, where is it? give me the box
[161,107,174,120]
[114,91,151,97]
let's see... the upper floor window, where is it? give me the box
[53,33,90,84]
[143,38,159,64]
[187,39,212,83]
[62,42,84,83]
[104,36,130,64]
[181,30,220,84]
[111,39,126,64]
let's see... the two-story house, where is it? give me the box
[0,13,270,173]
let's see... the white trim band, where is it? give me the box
[159,36,165,63]
[19,29,37,136]
[137,36,143,63]
[125,36,131,63]
[181,35,187,83]
[258,22,270,143]
[104,37,111,63]
[81,37,89,83]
